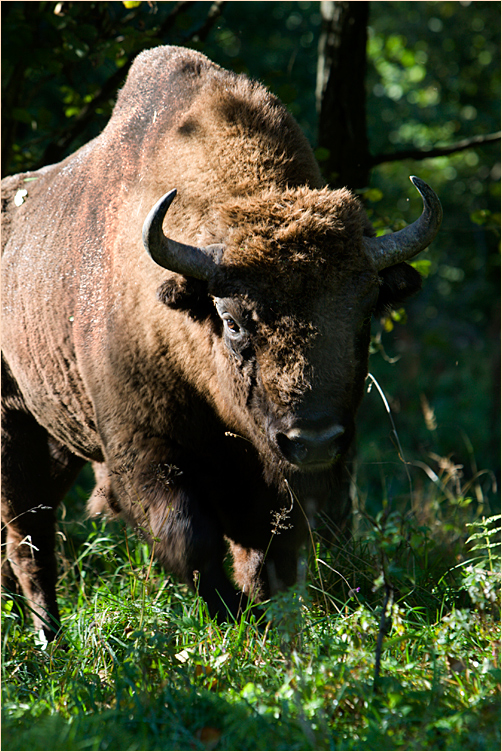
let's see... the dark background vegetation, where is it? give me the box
[2,0,500,511]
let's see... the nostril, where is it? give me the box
[328,434,344,459]
[326,425,345,444]
[276,432,308,464]
[275,422,346,466]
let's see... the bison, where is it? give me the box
[2,46,442,642]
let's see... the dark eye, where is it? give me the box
[213,299,245,339]
[223,315,241,335]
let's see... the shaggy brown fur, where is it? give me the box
[2,46,422,640]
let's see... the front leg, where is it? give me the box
[152,484,246,619]
[221,481,309,605]
[229,538,300,603]
[103,440,246,621]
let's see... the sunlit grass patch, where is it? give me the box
[2,426,500,751]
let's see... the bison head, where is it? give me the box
[143,178,441,474]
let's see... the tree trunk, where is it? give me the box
[316,1,370,190]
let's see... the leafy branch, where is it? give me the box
[369,130,502,168]
[37,0,224,168]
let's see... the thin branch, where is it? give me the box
[157,0,196,37]
[369,131,501,167]
[187,0,227,43]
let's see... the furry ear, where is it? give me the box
[156,277,211,319]
[375,262,422,317]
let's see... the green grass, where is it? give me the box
[2,439,500,751]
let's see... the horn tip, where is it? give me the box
[409,175,424,189]
[159,188,178,208]
[142,188,178,256]
[409,175,443,224]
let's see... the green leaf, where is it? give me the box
[410,259,432,277]
[363,187,384,203]
[470,209,491,225]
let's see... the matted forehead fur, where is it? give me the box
[201,186,376,407]
[203,185,375,305]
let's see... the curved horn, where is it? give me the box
[363,176,442,270]
[142,189,223,280]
